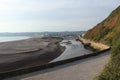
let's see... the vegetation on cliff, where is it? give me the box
[84,6,120,80]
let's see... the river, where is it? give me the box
[0,36,93,63]
[51,39,93,62]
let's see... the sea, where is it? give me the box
[0,36,29,42]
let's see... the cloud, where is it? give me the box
[0,0,119,32]
[0,0,68,14]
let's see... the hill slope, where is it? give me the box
[84,6,120,80]
[84,6,120,46]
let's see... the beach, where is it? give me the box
[0,37,65,75]
[0,36,111,80]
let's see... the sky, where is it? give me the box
[0,0,119,32]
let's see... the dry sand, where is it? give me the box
[5,50,110,80]
[78,36,110,51]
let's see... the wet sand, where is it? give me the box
[5,50,110,80]
[0,37,65,74]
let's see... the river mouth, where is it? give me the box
[51,39,93,62]
[0,37,110,79]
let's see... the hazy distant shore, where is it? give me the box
[0,37,65,74]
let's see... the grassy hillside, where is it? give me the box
[84,6,120,80]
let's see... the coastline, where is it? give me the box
[4,40,111,80]
[0,37,65,79]
[0,36,111,79]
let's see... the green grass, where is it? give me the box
[94,30,120,80]
[95,37,120,80]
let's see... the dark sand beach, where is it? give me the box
[0,37,65,74]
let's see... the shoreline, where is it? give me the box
[0,37,65,79]
[0,36,111,79]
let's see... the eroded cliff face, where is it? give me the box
[84,6,120,45]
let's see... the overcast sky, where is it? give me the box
[0,0,119,32]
